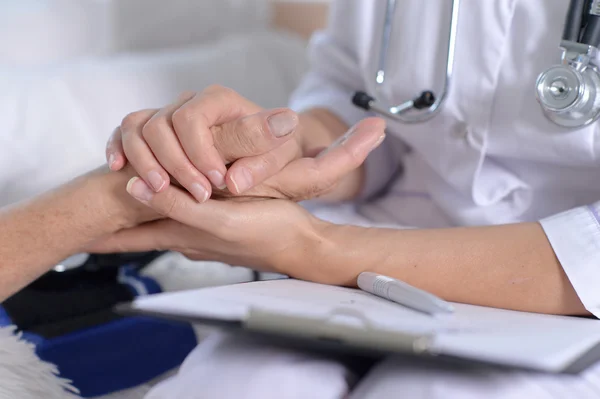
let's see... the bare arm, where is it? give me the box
[307,221,587,316]
[0,167,154,301]
[85,169,583,316]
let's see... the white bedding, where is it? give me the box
[0,31,308,206]
[0,0,272,66]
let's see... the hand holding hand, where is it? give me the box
[106,86,386,203]
[106,86,302,200]
[89,180,327,275]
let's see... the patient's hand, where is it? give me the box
[0,164,162,300]
[106,86,385,203]
[90,178,331,278]
[84,165,163,230]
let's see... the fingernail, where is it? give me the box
[147,170,166,192]
[230,168,253,194]
[127,177,154,203]
[371,134,386,151]
[190,183,209,202]
[108,153,117,170]
[267,111,298,137]
[207,170,226,189]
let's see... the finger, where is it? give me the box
[87,220,175,254]
[225,138,300,194]
[171,86,262,188]
[106,127,126,171]
[120,109,169,192]
[125,177,231,227]
[278,117,386,200]
[143,93,212,202]
[215,109,299,163]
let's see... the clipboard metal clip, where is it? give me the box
[244,306,433,355]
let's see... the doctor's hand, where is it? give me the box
[106,86,301,202]
[87,179,331,276]
[106,86,385,202]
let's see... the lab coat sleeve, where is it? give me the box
[287,1,399,200]
[540,202,600,317]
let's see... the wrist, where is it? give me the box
[81,167,132,232]
[86,166,158,232]
[313,223,363,286]
[275,217,360,286]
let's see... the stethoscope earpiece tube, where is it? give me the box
[352,0,460,123]
[563,0,586,42]
[581,15,600,47]
[352,90,437,115]
[413,91,436,109]
[357,0,600,128]
[352,91,376,111]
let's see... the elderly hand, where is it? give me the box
[84,165,163,230]
[106,85,386,202]
[88,179,334,279]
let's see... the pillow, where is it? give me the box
[110,0,271,53]
[0,0,271,66]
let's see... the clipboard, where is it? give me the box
[114,279,600,374]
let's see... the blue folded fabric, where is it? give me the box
[0,266,197,398]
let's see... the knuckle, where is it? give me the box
[172,106,195,130]
[304,182,326,200]
[205,85,239,105]
[204,84,230,96]
[178,90,196,100]
[300,167,331,200]
[235,125,263,152]
[235,135,257,155]
[313,179,339,200]
[203,84,224,94]
[121,111,148,133]
[142,115,170,140]
[244,116,270,142]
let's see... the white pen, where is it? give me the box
[357,272,454,315]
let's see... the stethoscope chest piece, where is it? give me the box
[536,49,600,128]
[356,0,600,129]
[536,1,600,128]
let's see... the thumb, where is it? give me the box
[214,108,299,163]
[278,117,386,199]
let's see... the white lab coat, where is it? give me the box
[290,0,600,316]
[146,1,600,398]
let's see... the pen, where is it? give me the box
[357,272,454,315]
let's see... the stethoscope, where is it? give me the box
[353,0,600,129]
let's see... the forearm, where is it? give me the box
[308,222,586,316]
[0,168,139,301]
[297,108,365,201]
